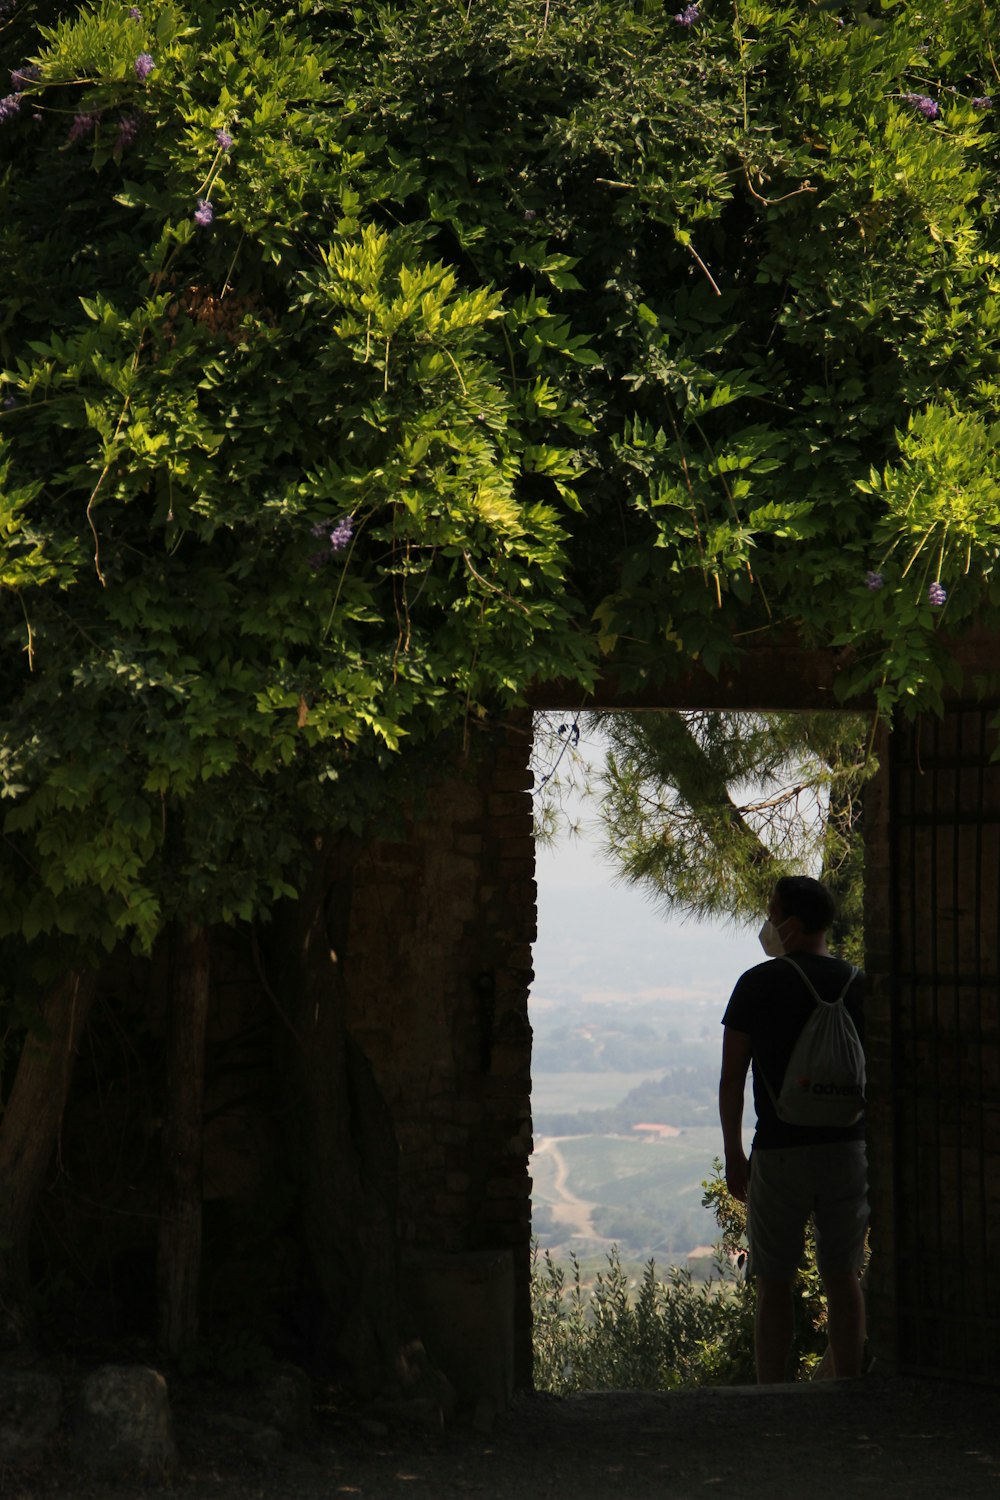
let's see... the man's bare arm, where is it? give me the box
[719,1026,752,1203]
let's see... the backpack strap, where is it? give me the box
[779,955,858,1006]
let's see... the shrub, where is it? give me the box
[532,1161,832,1390]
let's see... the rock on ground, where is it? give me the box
[70,1364,177,1478]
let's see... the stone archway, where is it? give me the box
[342,638,1000,1393]
[326,657,841,1397]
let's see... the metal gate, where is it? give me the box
[888,702,1000,1381]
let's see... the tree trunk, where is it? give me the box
[0,968,97,1346]
[272,842,402,1396]
[156,921,210,1356]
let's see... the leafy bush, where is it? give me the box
[3,0,1000,981]
[532,1246,732,1394]
[532,1161,832,1390]
[706,1159,846,1382]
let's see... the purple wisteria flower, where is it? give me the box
[674,3,699,24]
[928,581,947,607]
[193,198,214,226]
[67,110,99,143]
[0,92,22,125]
[215,128,233,151]
[308,516,355,566]
[128,6,142,17]
[865,570,885,591]
[134,52,155,80]
[115,112,141,151]
[329,515,355,551]
[972,96,993,111]
[902,92,939,120]
[10,64,41,91]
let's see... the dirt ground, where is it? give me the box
[10,1373,1000,1500]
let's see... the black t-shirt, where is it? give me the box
[722,952,866,1150]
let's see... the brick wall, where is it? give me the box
[342,716,537,1385]
[866,703,1000,1382]
[37,718,539,1386]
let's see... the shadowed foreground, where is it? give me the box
[14,1375,1000,1500]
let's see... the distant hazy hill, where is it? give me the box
[534,1064,717,1136]
[532,1001,718,1067]
[532,1019,676,1073]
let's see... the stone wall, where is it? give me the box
[35,718,539,1390]
[35,929,284,1348]
[341,716,537,1387]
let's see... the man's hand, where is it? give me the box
[725,1151,750,1204]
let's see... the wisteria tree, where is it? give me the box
[1,0,998,1380]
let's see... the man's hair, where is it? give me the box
[774,876,836,934]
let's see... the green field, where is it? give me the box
[531,1125,728,1261]
[530,1115,761,1257]
[554,1126,723,1207]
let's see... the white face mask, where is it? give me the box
[759,919,785,958]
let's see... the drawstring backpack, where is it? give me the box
[761,957,865,1128]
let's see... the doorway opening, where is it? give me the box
[526,706,873,1386]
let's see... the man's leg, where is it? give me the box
[747,1150,809,1384]
[822,1270,865,1377]
[755,1277,794,1383]
[811,1142,869,1378]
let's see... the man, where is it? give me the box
[719,875,868,1382]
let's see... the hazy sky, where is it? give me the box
[531,722,761,1017]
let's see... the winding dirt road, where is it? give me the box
[533,1136,612,1243]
